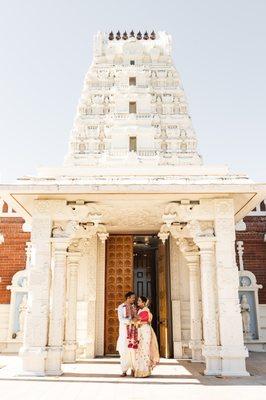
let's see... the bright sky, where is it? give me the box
[0,0,265,182]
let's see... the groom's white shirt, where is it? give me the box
[116,303,130,354]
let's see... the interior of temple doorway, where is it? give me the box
[104,234,173,358]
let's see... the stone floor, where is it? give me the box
[0,352,265,400]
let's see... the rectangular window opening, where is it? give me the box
[129,101,137,113]
[129,136,137,152]
[129,77,136,86]
[130,60,135,65]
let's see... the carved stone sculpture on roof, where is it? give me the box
[97,69,109,79]
[160,140,168,152]
[97,124,106,151]
[166,70,174,86]
[156,96,163,114]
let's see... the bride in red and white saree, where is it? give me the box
[132,296,160,378]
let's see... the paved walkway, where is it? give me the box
[0,353,265,400]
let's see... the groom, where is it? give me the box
[116,291,136,377]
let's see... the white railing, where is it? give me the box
[108,149,157,157]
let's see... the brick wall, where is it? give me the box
[0,217,30,304]
[236,215,266,304]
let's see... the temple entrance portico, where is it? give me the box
[2,180,263,377]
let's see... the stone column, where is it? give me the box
[84,235,97,358]
[195,237,221,375]
[170,237,182,358]
[63,250,81,362]
[20,216,52,376]
[45,238,69,375]
[184,251,202,362]
[95,238,105,356]
[214,199,249,376]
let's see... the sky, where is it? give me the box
[0,0,265,182]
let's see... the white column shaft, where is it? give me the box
[20,216,52,376]
[214,199,249,376]
[63,252,80,362]
[186,253,202,361]
[46,239,68,375]
[197,238,221,375]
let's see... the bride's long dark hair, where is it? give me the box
[139,296,149,306]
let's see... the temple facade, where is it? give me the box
[0,31,265,377]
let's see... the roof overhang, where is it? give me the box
[1,181,265,231]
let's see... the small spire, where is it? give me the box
[143,31,149,40]
[150,30,156,40]
[136,31,142,40]
[116,31,121,40]
[108,31,114,40]
[122,31,128,40]
[130,30,135,38]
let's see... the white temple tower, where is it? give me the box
[64,30,202,167]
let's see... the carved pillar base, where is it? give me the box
[19,346,48,376]
[173,341,183,359]
[220,346,249,377]
[63,343,77,363]
[45,347,63,376]
[189,339,203,362]
[202,345,222,375]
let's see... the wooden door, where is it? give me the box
[157,240,170,358]
[104,235,133,355]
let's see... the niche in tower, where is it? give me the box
[129,101,137,113]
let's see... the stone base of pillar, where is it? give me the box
[45,347,63,375]
[202,345,222,375]
[173,341,183,358]
[220,346,250,377]
[203,345,249,376]
[63,343,77,363]
[19,346,47,376]
[189,340,203,362]
[84,342,95,359]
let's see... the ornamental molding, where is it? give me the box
[51,219,108,243]
[33,199,106,223]
[158,201,215,244]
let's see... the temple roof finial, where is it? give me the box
[150,30,156,40]
[122,31,128,40]
[143,31,149,40]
